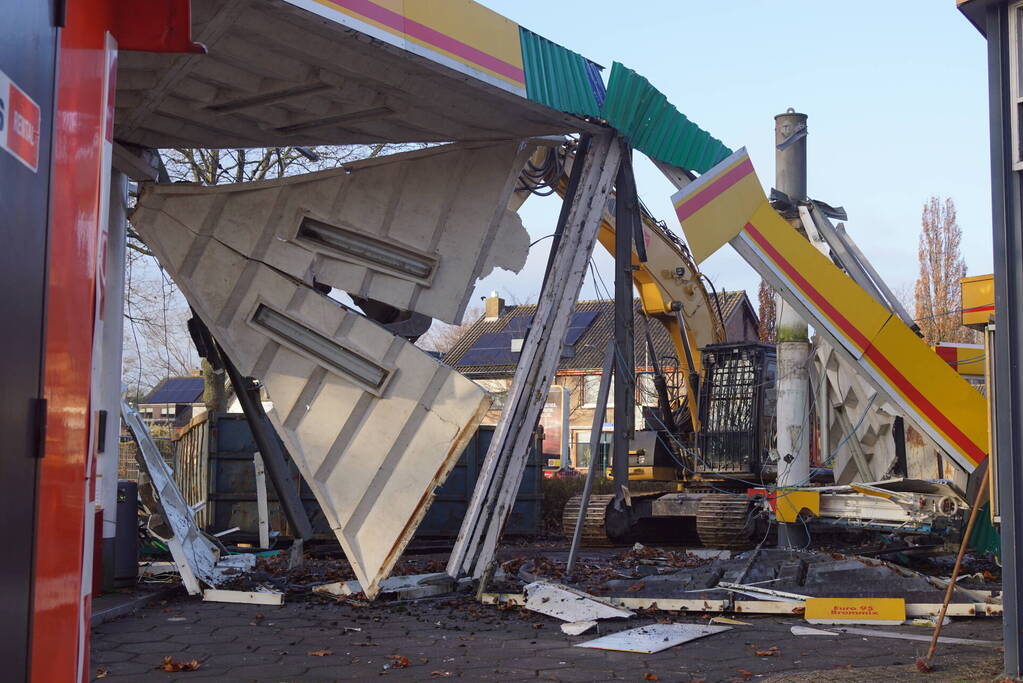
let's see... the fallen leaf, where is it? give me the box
[430,672,453,677]
[755,646,780,657]
[626,581,647,593]
[254,613,265,620]
[306,649,333,657]
[737,670,752,680]
[389,655,411,669]
[157,656,200,672]
[532,623,544,630]
[644,674,659,681]
[96,669,109,679]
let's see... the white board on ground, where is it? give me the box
[576,624,731,654]
[203,588,284,606]
[523,582,634,622]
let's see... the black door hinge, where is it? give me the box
[32,397,47,458]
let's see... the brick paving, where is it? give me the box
[90,588,1003,682]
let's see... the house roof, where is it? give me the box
[142,376,205,405]
[443,291,754,378]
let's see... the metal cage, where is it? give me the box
[696,342,776,476]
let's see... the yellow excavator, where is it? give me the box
[514,142,775,548]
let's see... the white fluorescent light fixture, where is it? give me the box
[129,141,532,325]
[297,216,435,283]
[251,303,390,391]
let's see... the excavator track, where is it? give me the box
[695,494,760,549]
[562,494,619,547]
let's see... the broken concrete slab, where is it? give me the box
[576,623,730,653]
[130,205,492,599]
[523,582,635,622]
[131,142,534,326]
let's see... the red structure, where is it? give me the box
[2,3,196,680]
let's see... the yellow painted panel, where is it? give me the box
[961,273,994,328]
[403,0,524,85]
[745,202,892,358]
[865,317,988,468]
[773,490,819,524]
[805,598,906,625]
[671,149,764,264]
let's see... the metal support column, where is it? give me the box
[774,109,811,548]
[613,142,638,505]
[980,3,1023,676]
[97,170,128,590]
[566,342,615,575]
[447,132,622,579]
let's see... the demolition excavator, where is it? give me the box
[515,141,983,549]
[515,142,777,548]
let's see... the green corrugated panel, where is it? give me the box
[519,27,604,119]
[601,62,731,174]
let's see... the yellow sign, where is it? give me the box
[805,598,906,625]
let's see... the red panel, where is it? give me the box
[32,1,112,680]
[112,0,204,53]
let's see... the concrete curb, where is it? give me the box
[91,585,183,626]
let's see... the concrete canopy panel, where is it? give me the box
[115,0,601,149]
[131,206,492,598]
[131,142,532,325]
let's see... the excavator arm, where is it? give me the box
[513,142,726,432]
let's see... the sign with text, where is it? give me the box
[805,597,906,625]
[0,69,40,172]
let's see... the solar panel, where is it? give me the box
[563,311,599,347]
[505,315,532,335]
[456,332,516,366]
[145,377,204,404]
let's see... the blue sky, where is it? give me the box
[469,1,992,313]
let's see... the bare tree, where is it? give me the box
[757,279,777,343]
[914,197,977,344]
[417,306,483,353]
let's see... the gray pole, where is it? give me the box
[978,4,1022,676]
[774,109,811,548]
[566,342,615,574]
[97,169,128,590]
[612,142,637,507]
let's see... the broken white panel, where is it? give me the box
[313,572,453,600]
[813,343,899,484]
[576,624,731,653]
[523,582,635,622]
[131,142,533,325]
[123,401,219,595]
[791,625,839,637]
[129,210,491,599]
[561,620,598,636]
